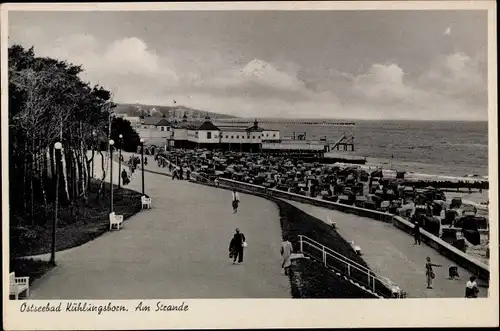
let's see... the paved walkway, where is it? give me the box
[123,151,488,298]
[28,153,290,299]
[284,200,488,298]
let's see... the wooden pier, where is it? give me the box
[215,118,355,126]
[328,133,355,152]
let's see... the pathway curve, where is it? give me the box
[28,153,290,299]
[93,151,486,298]
[284,200,488,298]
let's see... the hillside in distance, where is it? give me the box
[114,103,238,119]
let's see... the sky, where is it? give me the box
[8,9,489,120]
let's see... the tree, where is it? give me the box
[109,117,141,152]
[8,44,114,230]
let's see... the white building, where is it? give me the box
[128,113,323,155]
[172,116,272,152]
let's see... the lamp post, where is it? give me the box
[118,134,123,189]
[109,139,115,215]
[140,138,145,196]
[51,141,62,266]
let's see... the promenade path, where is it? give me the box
[28,153,290,299]
[100,152,487,298]
[123,151,488,298]
[284,200,488,298]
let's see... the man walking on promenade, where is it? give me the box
[232,189,240,214]
[280,236,293,276]
[172,168,179,180]
[229,228,246,264]
[413,218,421,245]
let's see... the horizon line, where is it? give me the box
[114,103,488,122]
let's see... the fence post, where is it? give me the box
[299,235,303,253]
[347,264,351,277]
[373,277,376,293]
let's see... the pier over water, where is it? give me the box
[215,118,356,126]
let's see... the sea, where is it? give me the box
[260,120,489,178]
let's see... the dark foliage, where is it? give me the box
[108,117,141,153]
[10,180,142,257]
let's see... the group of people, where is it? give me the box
[227,189,293,275]
[228,191,244,264]
[424,256,480,297]
[119,155,149,186]
[227,227,294,277]
[171,166,191,180]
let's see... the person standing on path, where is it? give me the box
[425,256,442,289]
[232,189,240,214]
[229,228,246,264]
[280,236,293,276]
[465,276,479,298]
[121,169,129,186]
[413,218,421,245]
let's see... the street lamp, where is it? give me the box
[140,138,145,196]
[118,134,123,189]
[109,139,115,215]
[51,141,62,266]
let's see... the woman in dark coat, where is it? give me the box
[229,228,246,264]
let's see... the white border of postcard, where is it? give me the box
[2,1,498,329]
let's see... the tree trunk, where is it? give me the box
[60,147,70,203]
[67,146,74,215]
[40,146,49,220]
[96,149,106,202]
[87,149,95,191]
[43,146,49,187]
[30,137,35,225]
[78,145,88,202]
[50,146,56,195]
[75,149,79,197]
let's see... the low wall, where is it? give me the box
[392,215,490,282]
[215,177,490,283]
[218,178,393,222]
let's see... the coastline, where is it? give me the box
[364,156,488,179]
[331,159,489,191]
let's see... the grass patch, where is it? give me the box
[10,180,142,258]
[10,258,54,283]
[289,258,375,298]
[273,198,368,267]
[272,198,378,298]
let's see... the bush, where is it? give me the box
[10,258,54,283]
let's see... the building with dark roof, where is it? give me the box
[131,114,281,152]
[170,117,280,152]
